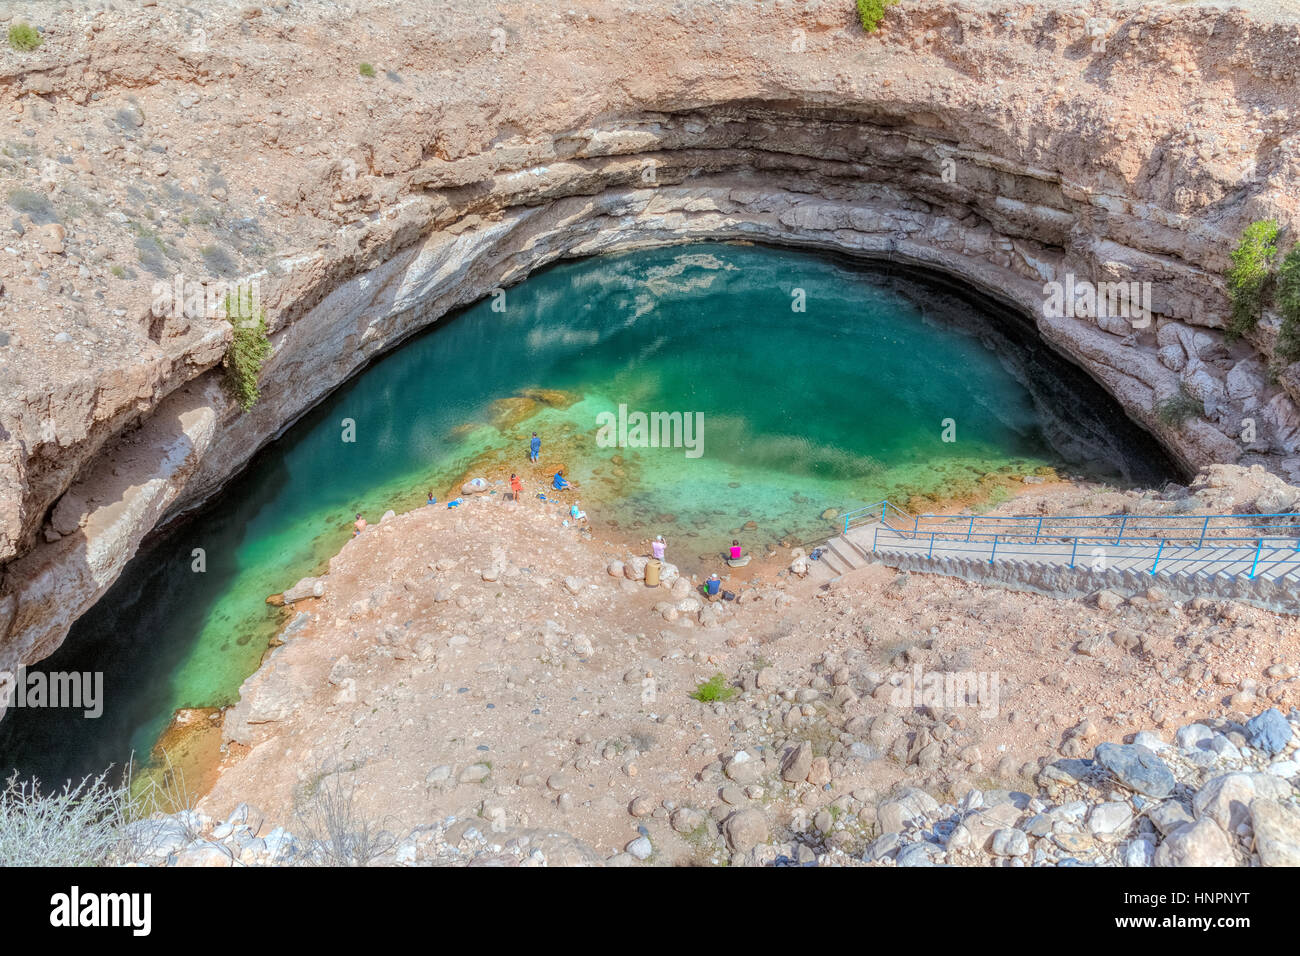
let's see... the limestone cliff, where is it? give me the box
[2,0,1300,696]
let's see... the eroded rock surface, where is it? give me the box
[4,0,1300,685]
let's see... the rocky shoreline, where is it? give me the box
[132,706,1300,867]
[107,467,1296,867]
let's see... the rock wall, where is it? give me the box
[4,0,1300,692]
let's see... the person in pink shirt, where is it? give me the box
[651,535,666,561]
[729,539,743,560]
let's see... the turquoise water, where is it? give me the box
[0,243,1172,785]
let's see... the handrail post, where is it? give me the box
[873,525,879,553]
[1249,538,1263,579]
[844,514,849,535]
[1150,539,1164,575]
[1116,515,1128,545]
[1198,515,1210,548]
[989,534,998,565]
[1069,536,1078,569]
[966,516,974,542]
[927,532,935,558]
[1033,516,1043,544]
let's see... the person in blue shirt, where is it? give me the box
[705,573,721,597]
[552,471,570,491]
[530,432,541,463]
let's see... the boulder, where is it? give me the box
[876,787,939,834]
[1094,742,1175,798]
[780,741,814,783]
[990,828,1029,857]
[1249,798,1300,866]
[722,808,768,853]
[1245,708,1294,755]
[1194,772,1295,833]
[623,555,648,581]
[1155,818,1235,867]
[282,576,325,603]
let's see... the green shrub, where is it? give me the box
[856,0,899,32]
[1156,384,1203,427]
[223,292,272,411]
[8,24,42,52]
[358,62,376,78]
[1275,246,1300,364]
[690,673,737,703]
[1225,219,1279,340]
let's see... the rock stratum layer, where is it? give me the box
[3,0,1300,698]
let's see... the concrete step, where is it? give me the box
[825,537,864,572]
[816,547,852,577]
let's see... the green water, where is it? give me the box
[0,243,1172,785]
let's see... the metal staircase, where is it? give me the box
[812,500,1300,607]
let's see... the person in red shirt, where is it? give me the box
[510,473,523,501]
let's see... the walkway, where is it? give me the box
[812,501,1300,610]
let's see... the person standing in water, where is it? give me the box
[651,535,666,561]
[353,513,367,536]
[530,432,541,463]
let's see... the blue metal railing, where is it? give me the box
[831,500,1300,580]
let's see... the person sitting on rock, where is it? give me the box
[552,470,571,491]
[570,500,587,523]
[651,535,666,561]
[705,573,722,598]
[353,513,367,536]
[426,490,436,506]
[729,539,743,560]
